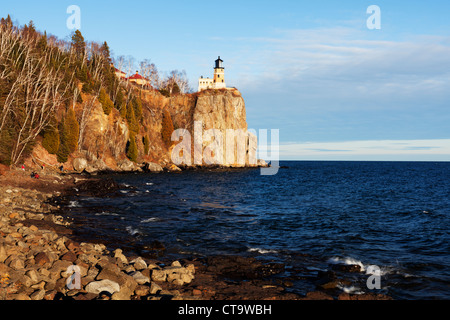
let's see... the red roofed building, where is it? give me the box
[128,71,150,87]
[114,67,127,80]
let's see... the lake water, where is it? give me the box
[61,161,450,300]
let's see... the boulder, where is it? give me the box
[118,159,139,172]
[85,279,120,295]
[143,162,164,173]
[34,252,50,267]
[168,164,182,172]
[130,271,150,285]
[113,249,128,265]
[151,269,166,282]
[257,159,268,167]
[131,257,147,271]
[73,158,88,173]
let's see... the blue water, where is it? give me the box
[63,161,450,300]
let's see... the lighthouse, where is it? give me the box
[213,56,226,89]
[198,56,227,91]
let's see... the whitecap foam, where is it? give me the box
[126,226,140,236]
[337,284,364,295]
[328,257,393,276]
[140,217,160,223]
[248,247,278,254]
[68,201,80,208]
[146,182,154,186]
[120,190,129,194]
[327,256,366,272]
[95,211,119,217]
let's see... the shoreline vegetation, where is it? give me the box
[0,166,393,301]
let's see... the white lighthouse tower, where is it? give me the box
[198,56,227,91]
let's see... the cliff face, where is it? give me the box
[30,89,260,173]
[193,90,247,131]
[172,89,257,168]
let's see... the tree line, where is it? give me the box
[0,16,188,166]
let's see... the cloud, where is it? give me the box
[277,139,450,160]
[231,27,450,111]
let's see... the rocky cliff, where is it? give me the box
[29,89,264,173]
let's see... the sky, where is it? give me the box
[2,0,450,161]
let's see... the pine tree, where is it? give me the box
[56,108,79,163]
[42,125,60,155]
[71,30,85,57]
[161,109,174,147]
[126,133,138,162]
[98,87,114,115]
[132,96,143,121]
[100,41,111,63]
[65,108,79,153]
[56,118,69,163]
[36,32,47,53]
[143,134,150,155]
[126,102,139,135]
[56,141,70,164]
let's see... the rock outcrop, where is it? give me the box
[30,89,265,173]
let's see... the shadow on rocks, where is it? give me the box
[204,255,285,280]
[74,178,120,197]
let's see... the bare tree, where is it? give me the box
[9,48,75,165]
[139,59,159,89]
[162,70,191,94]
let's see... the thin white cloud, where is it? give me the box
[275,139,450,160]
[229,28,450,109]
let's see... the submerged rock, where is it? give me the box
[75,178,119,196]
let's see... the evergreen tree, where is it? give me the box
[56,118,69,163]
[65,107,79,153]
[126,133,138,162]
[172,82,181,95]
[119,102,127,119]
[56,108,79,163]
[36,32,47,52]
[143,134,150,156]
[56,141,70,164]
[115,89,125,110]
[100,41,112,63]
[0,127,14,165]
[98,87,114,115]
[42,125,60,155]
[126,102,139,135]
[71,30,85,57]
[161,109,174,147]
[132,96,143,121]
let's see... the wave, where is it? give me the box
[68,201,80,208]
[327,256,367,272]
[337,284,365,295]
[95,211,119,217]
[327,256,392,276]
[140,217,160,223]
[248,247,278,254]
[126,226,141,236]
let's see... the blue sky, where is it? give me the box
[2,0,450,160]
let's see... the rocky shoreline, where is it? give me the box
[0,168,392,300]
